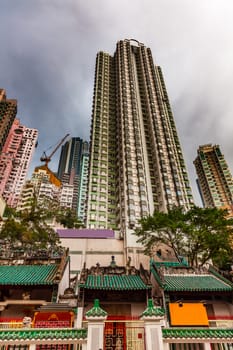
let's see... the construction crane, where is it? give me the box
[40,133,70,167]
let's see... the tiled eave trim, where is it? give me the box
[162,328,233,343]
[0,328,87,345]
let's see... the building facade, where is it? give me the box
[0,89,17,153]
[17,165,62,212]
[86,39,193,237]
[0,119,38,208]
[194,144,233,215]
[77,152,89,222]
[57,137,89,217]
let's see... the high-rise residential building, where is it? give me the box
[0,119,38,208]
[0,89,17,153]
[31,165,61,202]
[59,183,74,209]
[86,39,193,238]
[77,152,89,222]
[16,181,35,212]
[17,166,71,213]
[194,144,233,215]
[57,137,89,215]
[17,165,62,212]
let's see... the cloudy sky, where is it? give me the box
[1,0,233,205]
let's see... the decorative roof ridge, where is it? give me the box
[150,262,164,288]
[85,299,107,318]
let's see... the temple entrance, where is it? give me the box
[104,321,145,350]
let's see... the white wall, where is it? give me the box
[60,238,125,275]
[57,259,70,298]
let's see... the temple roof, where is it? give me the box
[163,274,233,292]
[79,256,151,292]
[81,274,150,290]
[151,261,233,292]
[0,264,59,285]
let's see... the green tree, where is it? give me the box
[135,206,188,260]
[185,207,233,268]
[55,208,84,229]
[135,206,233,268]
[1,197,61,255]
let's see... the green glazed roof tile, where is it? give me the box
[0,328,87,341]
[141,299,165,318]
[150,262,233,292]
[83,275,150,290]
[85,299,107,318]
[0,265,59,285]
[163,274,233,292]
[162,328,233,339]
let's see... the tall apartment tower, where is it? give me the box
[57,137,89,216]
[86,39,193,238]
[0,119,38,207]
[194,144,233,215]
[77,152,89,222]
[0,89,17,153]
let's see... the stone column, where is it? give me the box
[29,345,36,350]
[76,306,84,328]
[140,299,165,350]
[85,299,107,350]
[162,342,170,350]
[203,343,211,350]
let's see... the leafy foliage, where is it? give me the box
[185,207,233,268]
[135,207,188,260]
[1,197,60,255]
[55,208,84,229]
[135,206,233,268]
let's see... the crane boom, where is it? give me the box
[40,133,70,167]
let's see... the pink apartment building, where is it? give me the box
[0,118,38,208]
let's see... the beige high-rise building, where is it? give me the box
[194,144,233,215]
[86,39,193,245]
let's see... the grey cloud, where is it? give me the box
[1,0,233,203]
